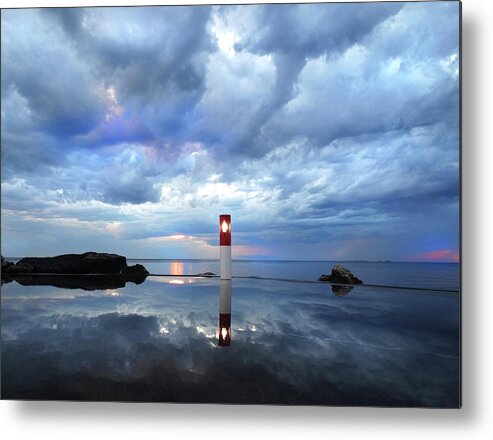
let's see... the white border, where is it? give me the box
[1,0,493,439]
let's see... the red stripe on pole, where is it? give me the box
[219,214,231,246]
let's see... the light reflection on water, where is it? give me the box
[169,261,184,276]
[1,276,459,406]
[147,276,195,285]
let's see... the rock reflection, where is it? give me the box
[218,280,232,346]
[331,285,353,297]
[3,274,134,291]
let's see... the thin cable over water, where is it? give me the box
[148,273,459,293]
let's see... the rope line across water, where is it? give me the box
[148,273,459,293]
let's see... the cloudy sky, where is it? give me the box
[1,1,460,261]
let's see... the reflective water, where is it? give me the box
[1,273,459,406]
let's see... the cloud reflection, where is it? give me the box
[1,3,459,261]
[1,278,459,406]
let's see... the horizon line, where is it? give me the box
[4,256,460,264]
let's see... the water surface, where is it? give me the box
[1,265,460,406]
[130,259,460,291]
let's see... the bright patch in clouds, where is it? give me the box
[1,3,459,261]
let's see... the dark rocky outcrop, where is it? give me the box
[17,252,126,274]
[122,263,149,276]
[318,265,363,284]
[2,255,14,272]
[197,272,216,277]
[1,256,15,284]
[9,263,34,274]
[121,264,149,284]
[1,253,150,288]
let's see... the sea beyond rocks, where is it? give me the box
[2,255,364,289]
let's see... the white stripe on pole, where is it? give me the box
[220,245,231,280]
[220,280,231,314]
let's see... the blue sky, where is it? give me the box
[0,2,460,261]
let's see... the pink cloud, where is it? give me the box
[414,249,460,262]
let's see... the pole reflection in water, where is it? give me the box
[218,280,232,346]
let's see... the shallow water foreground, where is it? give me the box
[1,276,460,406]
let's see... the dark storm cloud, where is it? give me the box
[44,6,214,93]
[236,3,403,56]
[1,2,460,260]
[1,11,105,138]
[43,7,84,38]
[2,6,216,207]
[102,175,160,205]
[263,58,459,150]
[207,2,404,158]
[298,126,460,215]
[231,2,458,158]
[2,5,215,139]
[43,6,215,142]
[1,131,67,180]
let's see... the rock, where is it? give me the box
[331,285,354,297]
[1,255,14,271]
[1,256,20,277]
[122,263,149,276]
[1,255,14,284]
[318,264,363,284]
[10,263,34,274]
[17,252,127,274]
[197,272,216,277]
[1,255,14,269]
[121,264,149,284]
[2,253,151,287]
[1,277,13,286]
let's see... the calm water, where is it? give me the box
[1,260,460,406]
[130,259,460,291]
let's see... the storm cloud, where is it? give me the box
[1,2,460,261]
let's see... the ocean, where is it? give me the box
[1,260,460,406]
[129,259,460,291]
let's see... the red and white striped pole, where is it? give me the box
[219,214,232,280]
